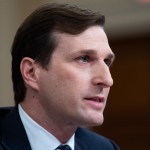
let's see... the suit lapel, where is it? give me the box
[75,136,88,150]
[75,128,88,150]
[1,106,31,150]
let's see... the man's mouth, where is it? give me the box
[84,96,104,103]
[83,96,105,110]
[84,96,105,111]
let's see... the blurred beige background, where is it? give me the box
[0,0,150,149]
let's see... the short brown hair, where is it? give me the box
[11,3,105,104]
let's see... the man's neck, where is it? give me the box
[20,101,77,143]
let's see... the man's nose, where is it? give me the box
[91,62,113,88]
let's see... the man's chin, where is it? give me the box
[90,119,104,127]
[90,113,104,126]
[82,116,104,127]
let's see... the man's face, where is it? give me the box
[37,26,114,127]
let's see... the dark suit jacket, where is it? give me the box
[0,106,119,150]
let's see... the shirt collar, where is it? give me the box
[18,104,75,150]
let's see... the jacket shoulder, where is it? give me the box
[0,107,14,118]
[0,107,14,134]
[0,143,5,150]
[0,107,14,150]
[76,128,120,150]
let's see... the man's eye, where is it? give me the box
[104,59,112,67]
[78,55,90,62]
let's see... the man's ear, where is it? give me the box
[20,57,40,91]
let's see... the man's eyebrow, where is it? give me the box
[69,49,97,58]
[74,49,115,59]
[74,49,98,55]
[71,49,115,61]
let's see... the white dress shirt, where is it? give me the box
[18,104,74,150]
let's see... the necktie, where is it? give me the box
[55,144,72,150]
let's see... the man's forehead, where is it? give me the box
[53,26,113,56]
[54,26,105,39]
